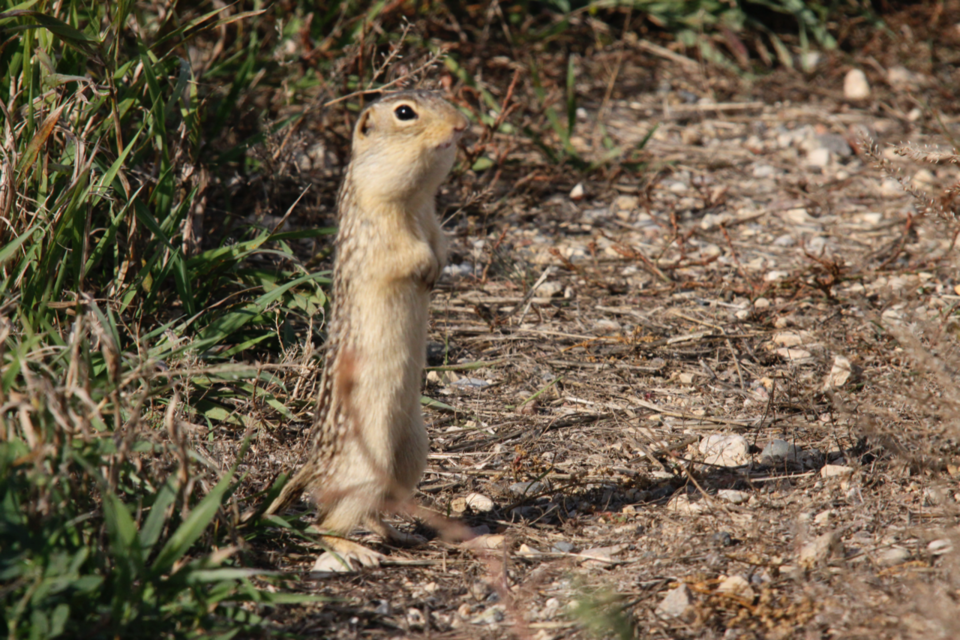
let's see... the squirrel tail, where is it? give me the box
[262,464,313,518]
[239,464,312,524]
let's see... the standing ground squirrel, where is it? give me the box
[264,91,468,572]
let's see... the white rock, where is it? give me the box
[844,69,871,100]
[471,606,505,625]
[822,355,854,391]
[773,331,805,347]
[887,65,917,88]
[765,271,789,282]
[820,464,854,479]
[452,377,491,389]
[669,493,709,515]
[928,539,953,556]
[465,534,506,550]
[877,546,910,567]
[407,608,427,629]
[717,575,756,601]
[814,510,834,526]
[881,308,904,324]
[856,212,884,225]
[700,434,750,467]
[465,493,495,512]
[923,487,951,506]
[799,532,843,567]
[801,51,821,71]
[539,598,561,621]
[760,439,801,464]
[807,236,830,255]
[699,243,722,258]
[536,281,563,299]
[777,348,812,361]
[887,274,920,293]
[579,544,624,565]
[569,183,585,200]
[718,490,750,505]
[913,168,936,187]
[882,147,900,160]
[681,128,702,145]
[816,133,853,157]
[754,297,771,309]
[552,541,575,553]
[879,177,903,196]
[806,148,831,168]
[656,584,692,619]
[611,195,638,218]
[442,262,475,279]
[783,207,813,224]
[752,164,777,178]
[509,481,546,496]
[594,319,621,334]
[699,212,731,230]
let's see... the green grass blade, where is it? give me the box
[566,55,577,135]
[191,272,331,353]
[421,395,455,412]
[138,478,177,554]
[0,10,98,56]
[150,470,233,576]
[0,224,38,267]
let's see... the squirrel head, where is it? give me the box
[349,91,468,206]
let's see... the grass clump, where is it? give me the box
[0,315,264,637]
[0,2,327,636]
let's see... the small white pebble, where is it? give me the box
[820,464,854,479]
[844,69,870,100]
[928,539,953,555]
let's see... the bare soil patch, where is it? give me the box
[239,24,960,640]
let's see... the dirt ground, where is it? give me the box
[233,22,960,640]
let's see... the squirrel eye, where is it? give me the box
[394,105,417,121]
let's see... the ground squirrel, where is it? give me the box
[264,91,468,572]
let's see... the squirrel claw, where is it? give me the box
[309,538,385,575]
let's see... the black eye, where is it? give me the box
[394,105,417,121]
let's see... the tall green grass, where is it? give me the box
[0,2,328,636]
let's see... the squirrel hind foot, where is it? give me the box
[310,536,385,575]
[364,514,427,547]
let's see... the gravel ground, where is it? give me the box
[235,32,960,640]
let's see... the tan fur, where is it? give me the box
[264,91,467,571]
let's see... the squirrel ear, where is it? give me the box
[357,110,374,137]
